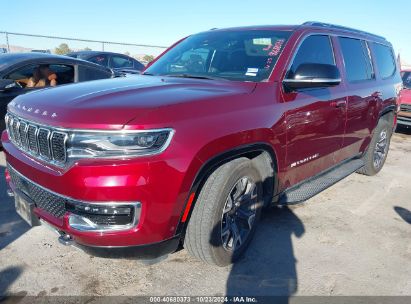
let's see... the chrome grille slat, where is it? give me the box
[38,128,51,159]
[28,125,39,154]
[18,121,29,149]
[51,132,67,162]
[12,118,20,145]
[5,113,68,165]
[400,104,411,113]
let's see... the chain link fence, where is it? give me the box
[0,31,168,63]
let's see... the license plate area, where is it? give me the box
[14,190,41,227]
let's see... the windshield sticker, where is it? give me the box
[253,38,272,45]
[245,68,259,76]
[264,39,285,69]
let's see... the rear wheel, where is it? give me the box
[357,117,392,176]
[184,158,263,266]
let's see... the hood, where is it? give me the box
[8,76,256,130]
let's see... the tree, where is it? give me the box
[143,54,155,62]
[54,43,72,55]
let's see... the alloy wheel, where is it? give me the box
[221,176,257,252]
[373,129,388,169]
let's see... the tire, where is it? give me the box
[357,116,392,176]
[184,157,263,266]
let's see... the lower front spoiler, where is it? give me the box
[74,235,181,259]
[39,219,181,260]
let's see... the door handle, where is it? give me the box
[331,100,347,108]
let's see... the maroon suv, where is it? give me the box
[3,22,401,266]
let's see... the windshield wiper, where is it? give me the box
[142,72,155,76]
[161,74,222,80]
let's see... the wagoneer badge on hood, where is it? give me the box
[9,101,58,118]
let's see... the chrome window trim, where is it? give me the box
[283,78,341,83]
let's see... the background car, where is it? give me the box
[31,49,51,54]
[399,69,411,127]
[0,52,114,132]
[0,48,7,54]
[67,51,145,75]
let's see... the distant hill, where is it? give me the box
[0,44,32,53]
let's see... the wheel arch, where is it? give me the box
[175,142,278,236]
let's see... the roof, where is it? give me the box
[67,50,132,57]
[0,53,73,70]
[202,21,387,43]
[205,25,298,33]
[0,52,112,73]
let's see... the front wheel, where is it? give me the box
[184,158,263,266]
[357,117,392,176]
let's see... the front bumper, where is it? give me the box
[398,114,411,127]
[2,129,190,252]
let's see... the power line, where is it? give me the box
[0,31,168,49]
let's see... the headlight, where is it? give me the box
[67,129,174,159]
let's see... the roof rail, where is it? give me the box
[302,21,386,40]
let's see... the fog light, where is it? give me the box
[67,202,141,232]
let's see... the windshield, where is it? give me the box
[402,71,411,89]
[145,30,291,82]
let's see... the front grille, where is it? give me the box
[38,128,51,158]
[51,132,67,162]
[27,125,38,153]
[400,104,411,112]
[5,113,68,165]
[8,165,67,218]
[18,121,29,149]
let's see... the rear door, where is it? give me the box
[282,34,348,185]
[336,37,379,161]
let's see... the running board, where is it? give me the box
[278,158,364,205]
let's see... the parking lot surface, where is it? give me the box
[0,130,410,298]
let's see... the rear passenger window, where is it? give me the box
[372,43,396,79]
[339,37,374,82]
[288,35,334,77]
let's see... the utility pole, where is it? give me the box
[6,32,10,52]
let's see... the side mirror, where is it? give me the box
[0,79,22,92]
[283,63,341,90]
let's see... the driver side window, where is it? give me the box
[5,64,74,89]
[5,65,37,89]
[288,35,335,78]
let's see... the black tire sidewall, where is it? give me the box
[208,162,263,265]
[370,119,391,173]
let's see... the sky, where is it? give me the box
[1,0,410,62]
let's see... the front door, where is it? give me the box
[282,34,347,187]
